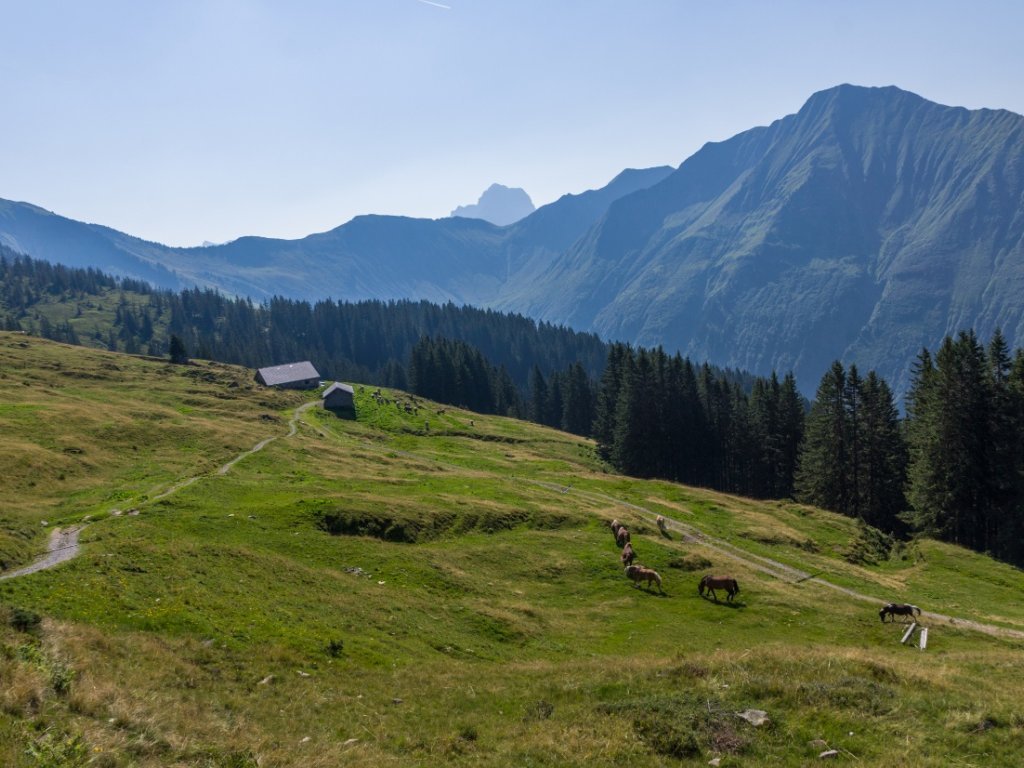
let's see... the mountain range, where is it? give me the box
[1,84,1022,395]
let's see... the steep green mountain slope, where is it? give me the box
[525,85,1024,395]
[2,334,1023,767]
[0,201,187,290]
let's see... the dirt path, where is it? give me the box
[0,526,83,581]
[2,400,317,581]
[558,482,1024,641]
[216,401,315,476]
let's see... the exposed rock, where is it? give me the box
[451,184,535,226]
[735,709,770,726]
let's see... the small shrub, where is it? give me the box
[91,753,122,768]
[10,608,42,633]
[667,555,713,571]
[598,693,750,759]
[663,660,709,680]
[968,716,1002,733]
[49,661,76,696]
[843,523,894,566]
[797,676,896,715]
[633,714,699,758]
[524,700,554,721]
[25,728,89,768]
[458,725,478,742]
[325,639,345,658]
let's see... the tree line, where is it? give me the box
[596,333,1024,566]
[792,331,1024,565]
[0,250,607,419]
[0,251,746,435]
[592,344,805,499]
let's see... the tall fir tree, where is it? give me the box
[796,361,849,513]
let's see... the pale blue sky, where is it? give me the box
[2,1,1022,246]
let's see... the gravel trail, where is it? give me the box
[0,526,83,581]
[1,400,316,581]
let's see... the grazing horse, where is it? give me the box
[656,515,666,531]
[699,575,740,602]
[616,526,631,547]
[625,564,664,593]
[879,603,921,622]
[610,519,622,538]
[620,541,636,567]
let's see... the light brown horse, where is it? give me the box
[625,564,663,593]
[610,519,622,537]
[699,575,740,602]
[620,541,636,567]
[616,526,631,547]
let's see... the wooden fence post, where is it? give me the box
[900,622,917,645]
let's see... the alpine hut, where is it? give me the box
[322,382,355,411]
[255,361,321,389]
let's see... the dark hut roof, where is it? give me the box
[257,361,320,386]
[322,382,354,398]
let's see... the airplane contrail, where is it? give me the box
[416,0,452,8]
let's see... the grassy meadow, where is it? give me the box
[2,332,1024,766]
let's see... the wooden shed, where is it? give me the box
[255,361,321,389]
[322,382,355,411]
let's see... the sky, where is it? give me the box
[2,0,1023,246]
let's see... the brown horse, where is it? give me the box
[610,519,622,537]
[620,542,636,567]
[879,603,921,622]
[699,575,740,602]
[625,564,664,593]
[616,526,631,547]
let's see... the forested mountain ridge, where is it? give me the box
[3,86,1023,398]
[0,249,764,442]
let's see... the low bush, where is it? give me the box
[667,555,713,571]
[9,607,42,633]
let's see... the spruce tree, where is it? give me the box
[169,334,189,364]
[856,371,907,531]
[528,365,548,424]
[593,344,628,460]
[776,373,805,498]
[796,361,849,513]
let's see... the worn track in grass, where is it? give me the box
[1,400,318,581]
[0,525,83,581]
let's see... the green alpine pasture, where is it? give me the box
[2,332,1023,767]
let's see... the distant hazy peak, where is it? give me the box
[451,183,535,226]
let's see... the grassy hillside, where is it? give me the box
[2,332,1023,767]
